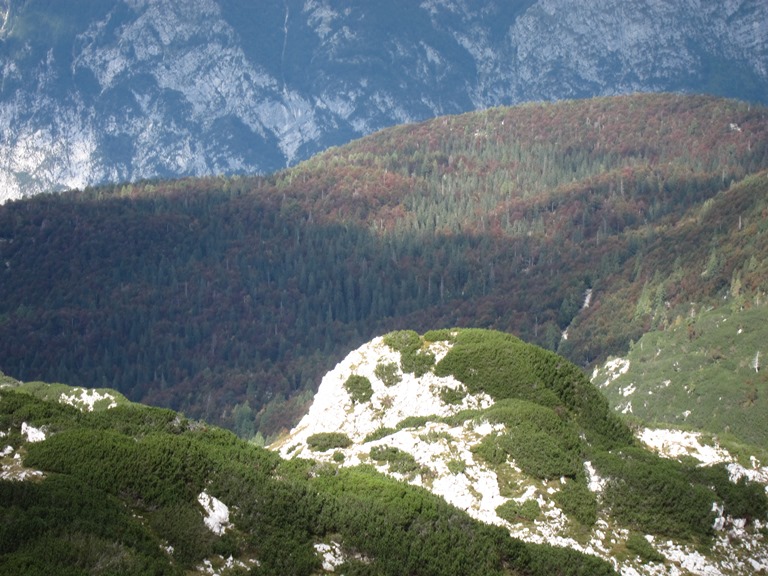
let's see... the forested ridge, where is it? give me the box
[1,93,767,437]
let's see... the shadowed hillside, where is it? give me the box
[1,94,767,437]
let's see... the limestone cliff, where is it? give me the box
[1,0,766,200]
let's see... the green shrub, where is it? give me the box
[525,541,617,576]
[24,427,251,508]
[306,432,352,452]
[441,409,482,427]
[553,480,598,526]
[626,532,665,563]
[688,464,768,523]
[447,459,466,474]
[332,451,346,463]
[439,385,467,405]
[402,349,436,377]
[419,430,453,443]
[369,445,420,475]
[433,329,634,451]
[84,404,190,437]
[363,427,397,443]
[147,502,214,566]
[592,448,716,539]
[473,425,580,480]
[311,464,617,576]
[423,329,454,342]
[374,361,401,387]
[519,500,542,522]
[506,425,581,479]
[396,415,432,430]
[344,375,373,404]
[496,499,541,523]
[383,330,422,353]
[721,476,768,523]
[482,399,566,435]
[383,330,435,376]
[0,474,173,574]
[435,336,552,403]
[0,389,78,432]
[472,434,509,467]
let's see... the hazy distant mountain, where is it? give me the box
[1,0,767,200]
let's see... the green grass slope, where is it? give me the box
[594,302,768,453]
[587,170,768,450]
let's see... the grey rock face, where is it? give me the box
[0,0,766,201]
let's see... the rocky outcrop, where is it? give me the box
[273,332,768,576]
[1,0,766,201]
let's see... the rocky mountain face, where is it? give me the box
[274,329,768,576]
[1,0,767,201]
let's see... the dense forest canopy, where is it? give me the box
[1,93,767,437]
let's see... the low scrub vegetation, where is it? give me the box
[593,448,721,540]
[383,330,436,376]
[307,432,352,452]
[626,532,665,563]
[553,479,598,527]
[496,499,542,523]
[1,387,623,576]
[344,374,373,404]
[374,361,401,387]
[369,445,421,476]
[363,426,397,443]
[435,329,633,451]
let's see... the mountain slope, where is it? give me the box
[0,372,620,576]
[585,170,768,448]
[274,328,768,576]
[1,93,767,437]
[1,0,767,200]
[592,302,768,450]
[3,332,766,576]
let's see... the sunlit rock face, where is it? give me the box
[1,0,767,201]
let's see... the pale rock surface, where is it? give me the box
[639,428,732,466]
[314,542,344,572]
[21,422,46,443]
[198,491,231,536]
[59,388,119,411]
